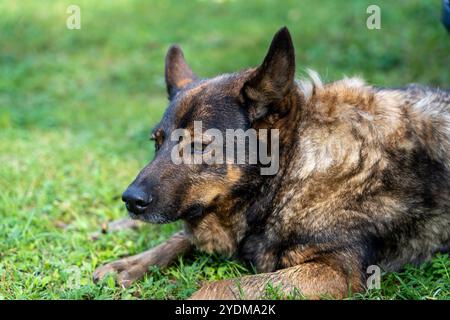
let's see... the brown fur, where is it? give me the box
[94,27,450,299]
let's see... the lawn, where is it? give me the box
[0,0,449,299]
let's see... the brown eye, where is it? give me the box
[150,130,164,152]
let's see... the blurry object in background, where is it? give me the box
[443,0,450,32]
[91,218,142,240]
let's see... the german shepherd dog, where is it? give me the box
[94,27,450,299]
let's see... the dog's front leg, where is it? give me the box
[190,258,363,300]
[93,231,192,288]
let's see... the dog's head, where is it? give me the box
[122,27,297,223]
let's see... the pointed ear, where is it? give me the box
[241,27,296,121]
[165,45,197,99]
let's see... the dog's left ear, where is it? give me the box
[165,45,197,99]
[241,27,295,121]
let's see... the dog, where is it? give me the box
[93,27,450,299]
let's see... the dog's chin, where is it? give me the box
[128,211,176,224]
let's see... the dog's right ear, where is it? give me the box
[241,27,296,122]
[165,45,197,99]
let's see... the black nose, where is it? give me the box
[122,186,152,215]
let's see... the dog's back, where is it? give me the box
[373,84,450,270]
[260,78,450,274]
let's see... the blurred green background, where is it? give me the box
[0,0,449,299]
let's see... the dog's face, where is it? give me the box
[122,27,296,223]
[123,72,251,223]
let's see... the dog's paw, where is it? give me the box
[93,260,125,284]
[93,259,146,288]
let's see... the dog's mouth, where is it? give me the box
[127,203,205,224]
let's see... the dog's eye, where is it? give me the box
[190,141,209,154]
[150,131,165,152]
[150,136,161,152]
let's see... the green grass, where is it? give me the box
[0,0,449,300]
